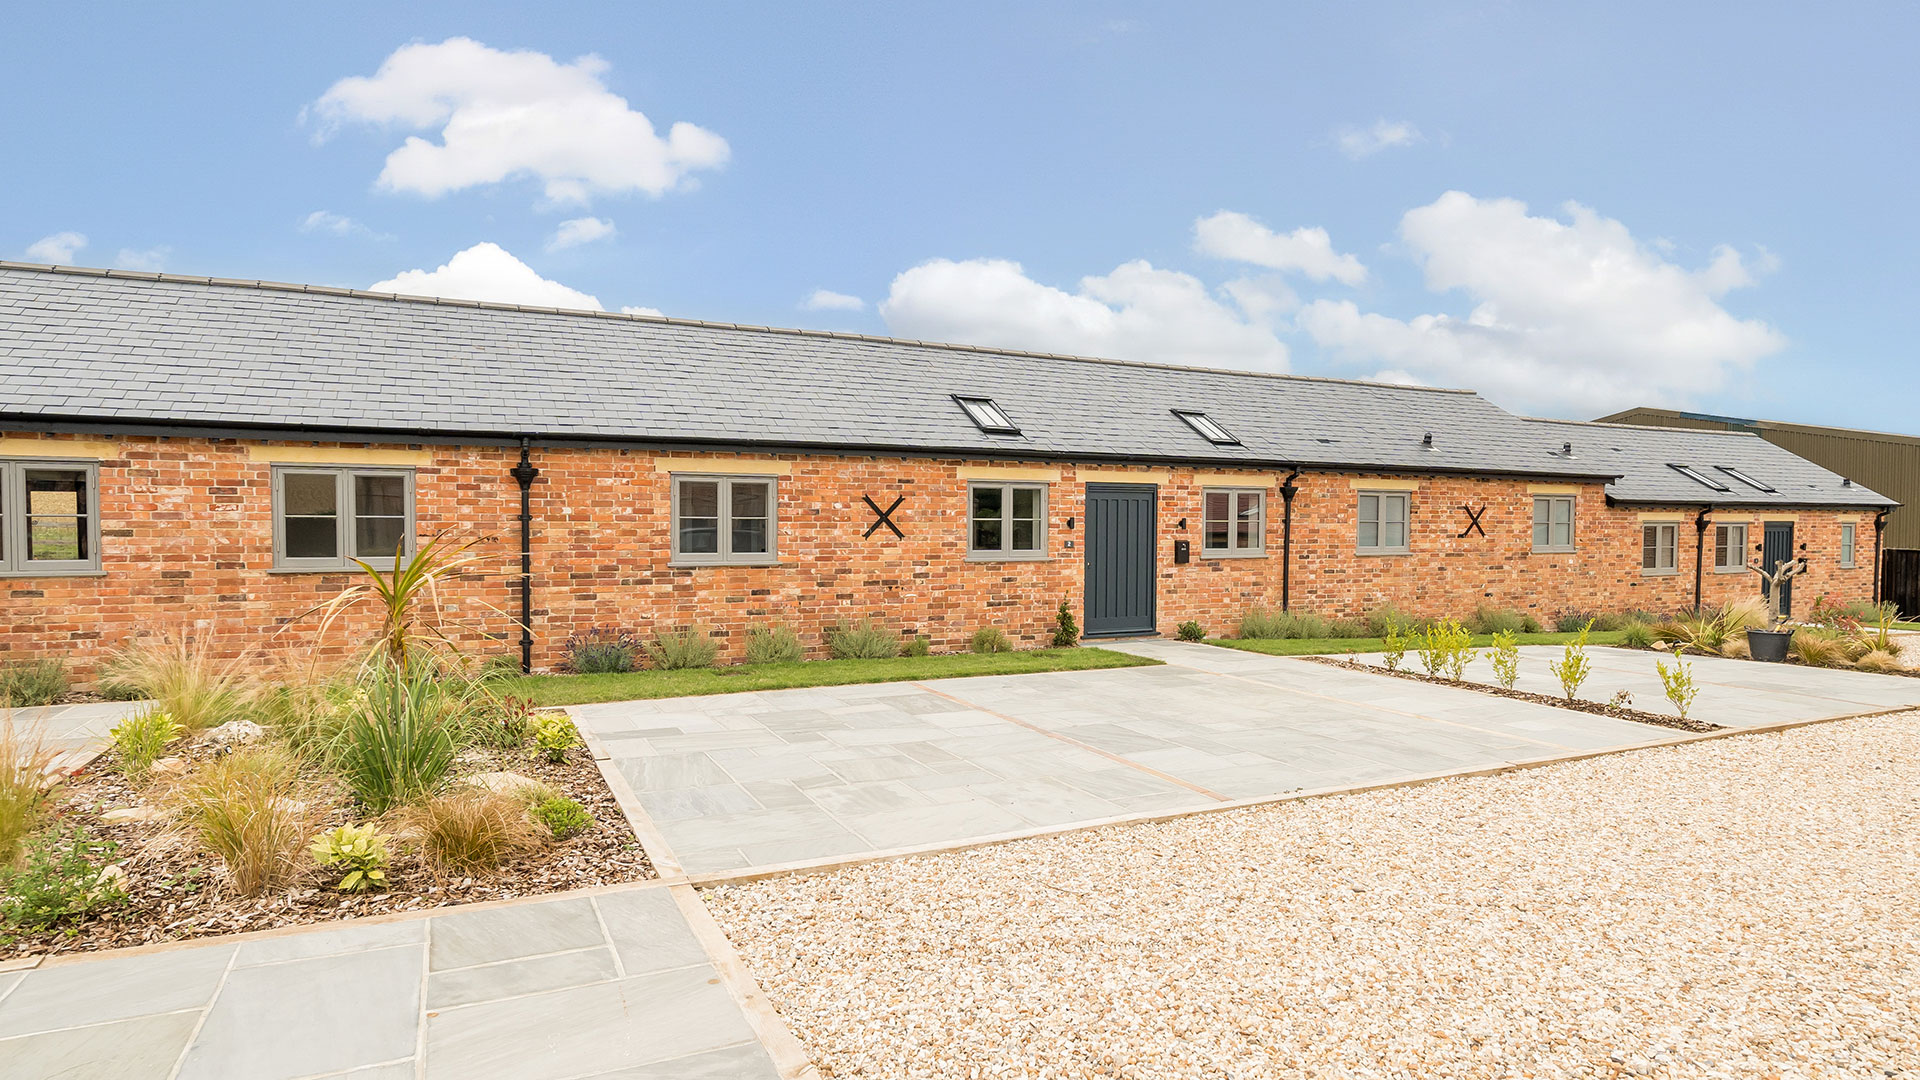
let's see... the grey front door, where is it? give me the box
[1083,483,1157,636]
[1762,520,1796,616]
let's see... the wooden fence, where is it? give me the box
[1883,548,1920,618]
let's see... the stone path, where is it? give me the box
[10,698,150,758]
[1343,644,1920,726]
[572,640,1671,874]
[0,884,785,1080]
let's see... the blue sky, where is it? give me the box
[5,3,1915,427]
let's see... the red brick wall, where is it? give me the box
[0,433,1879,680]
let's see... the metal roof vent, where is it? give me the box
[1172,409,1241,447]
[1842,477,1853,487]
[953,395,1020,435]
[1561,442,1573,456]
[1421,432,1434,449]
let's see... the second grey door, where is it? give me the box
[1083,483,1157,636]
[1763,520,1796,616]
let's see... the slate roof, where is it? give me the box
[1526,418,1895,508]
[0,262,1894,508]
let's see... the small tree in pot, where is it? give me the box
[1745,553,1809,662]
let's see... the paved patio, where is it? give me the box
[0,884,782,1080]
[10,699,150,754]
[1345,644,1920,726]
[572,640,1674,874]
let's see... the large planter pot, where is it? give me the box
[1747,627,1793,663]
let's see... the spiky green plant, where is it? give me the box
[109,709,182,782]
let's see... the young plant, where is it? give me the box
[530,712,580,763]
[825,618,901,660]
[1655,657,1700,720]
[109,709,182,782]
[1549,623,1593,701]
[403,789,542,877]
[531,795,592,840]
[308,530,502,671]
[0,659,68,708]
[176,745,309,896]
[1417,624,1448,677]
[309,823,392,893]
[97,630,259,731]
[1176,621,1206,643]
[1437,619,1476,681]
[1381,625,1410,672]
[562,627,643,674]
[970,627,1013,654]
[335,660,458,813]
[1052,601,1080,648]
[1465,605,1527,635]
[645,627,720,670]
[1488,630,1521,689]
[0,826,125,930]
[744,624,805,665]
[464,693,535,750]
[1621,620,1656,649]
[1,721,57,870]
[903,635,932,657]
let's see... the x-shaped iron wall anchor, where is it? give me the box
[1458,504,1487,538]
[863,495,906,539]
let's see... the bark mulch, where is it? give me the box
[3,740,653,960]
[1303,655,1721,734]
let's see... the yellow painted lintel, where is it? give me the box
[0,437,120,459]
[248,445,433,467]
[958,466,1061,482]
[1348,477,1422,491]
[654,457,792,476]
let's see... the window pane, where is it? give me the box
[1642,527,1657,568]
[1553,520,1571,548]
[26,470,86,516]
[971,486,1003,520]
[1358,519,1379,549]
[28,517,84,561]
[1204,491,1230,550]
[1533,519,1549,549]
[1011,487,1039,521]
[25,470,88,561]
[731,481,769,519]
[729,481,772,556]
[1385,518,1406,550]
[355,514,406,558]
[1552,498,1572,527]
[731,517,769,554]
[1011,518,1036,550]
[284,473,337,516]
[973,517,1003,551]
[971,486,1003,551]
[1532,499,1549,527]
[287,516,338,559]
[1235,492,1260,550]
[677,481,720,555]
[679,480,719,519]
[351,475,408,559]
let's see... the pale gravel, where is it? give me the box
[705,713,1920,1079]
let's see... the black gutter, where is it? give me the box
[1279,468,1301,611]
[1874,508,1889,605]
[510,437,540,674]
[1693,506,1712,611]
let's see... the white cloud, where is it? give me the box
[311,37,729,205]
[620,304,663,317]
[299,210,388,240]
[1194,211,1367,285]
[1297,191,1785,414]
[879,257,1287,371]
[25,231,87,263]
[547,217,617,252]
[802,289,864,312]
[370,242,602,310]
[1335,119,1423,159]
[113,247,170,272]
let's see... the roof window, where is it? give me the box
[1667,463,1732,492]
[1714,465,1777,493]
[1173,410,1240,446]
[954,396,1020,435]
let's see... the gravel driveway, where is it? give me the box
[707,712,1920,1079]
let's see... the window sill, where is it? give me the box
[1840,563,1858,570]
[1641,568,1680,577]
[667,560,785,570]
[1532,547,1576,555]
[965,553,1051,563]
[1355,549,1411,557]
[267,564,408,575]
[2,569,106,579]
[1712,565,1747,575]
[1201,549,1266,559]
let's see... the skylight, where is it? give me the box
[953,395,1020,435]
[1714,465,1777,493]
[1667,463,1732,492]
[1172,409,1241,446]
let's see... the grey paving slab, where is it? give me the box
[178,945,423,1080]
[8,698,152,751]
[426,946,619,1009]
[594,887,711,975]
[0,941,235,1037]
[0,1010,200,1080]
[429,896,605,970]
[233,915,425,967]
[588,1039,783,1079]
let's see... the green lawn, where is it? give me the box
[1208,630,1631,656]
[1894,621,1920,632]
[500,647,1160,706]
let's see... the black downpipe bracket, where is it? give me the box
[1693,506,1712,611]
[510,437,540,673]
[1874,508,1889,606]
[1279,468,1302,612]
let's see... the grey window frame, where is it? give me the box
[1840,522,1857,568]
[1201,487,1265,557]
[668,474,780,567]
[270,465,417,573]
[1642,522,1679,575]
[966,481,1048,561]
[1531,495,1576,553]
[1713,523,1749,573]
[1355,491,1411,555]
[0,458,104,577]
[953,396,1021,435]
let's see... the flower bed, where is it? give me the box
[1303,655,1721,734]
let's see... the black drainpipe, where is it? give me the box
[510,437,540,673]
[1873,508,1889,605]
[1279,468,1302,612]
[1693,505,1712,611]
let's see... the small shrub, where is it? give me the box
[530,712,580,763]
[476,653,524,682]
[0,659,68,708]
[335,662,457,813]
[1722,636,1751,660]
[1466,606,1527,636]
[903,635,932,658]
[1327,617,1372,639]
[1790,628,1850,668]
[1553,612,1594,634]
[1418,619,1474,681]
[1366,605,1422,638]
[1176,621,1206,643]
[109,709,182,782]
[1657,598,1770,658]
[1,722,56,870]
[1856,649,1905,673]
[1417,624,1448,677]
[1,826,124,930]
[744,624,804,665]
[826,619,900,660]
[562,627,642,675]
[531,795,592,840]
[645,627,719,670]
[1521,614,1544,634]
[177,746,308,896]
[970,627,1013,654]
[1052,601,1080,648]
[404,789,542,877]
[97,631,258,730]
[1382,625,1410,672]
[1621,620,1656,649]
[1239,608,1328,640]
[463,693,535,750]
[309,823,392,893]
[1656,657,1700,719]
[1549,623,1593,701]
[1489,630,1520,689]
